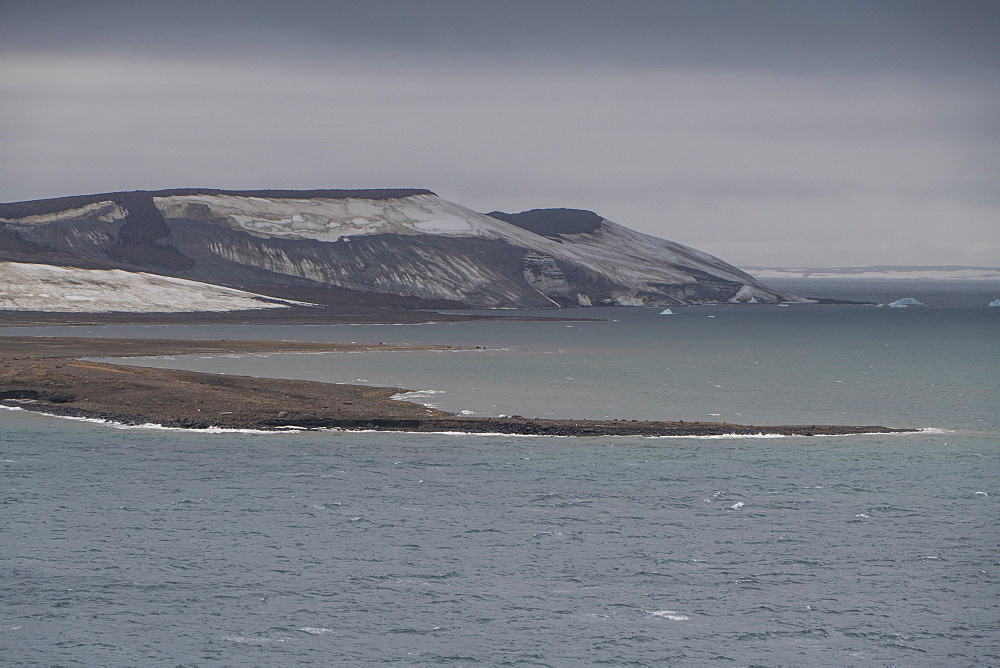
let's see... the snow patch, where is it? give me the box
[0,261,312,312]
[728,284,771,303]
[0,201,125,226]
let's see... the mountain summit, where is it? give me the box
[0,189,789,309]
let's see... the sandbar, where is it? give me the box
[0,335,914,436]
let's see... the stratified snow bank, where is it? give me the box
[0,262,308,312]
[0,201,125,226]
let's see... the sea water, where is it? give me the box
[1,295,998,664]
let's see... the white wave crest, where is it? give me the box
[224,635,287,644]
[391,389,446,401]
[646,432,789,439]
[0,406,296,434]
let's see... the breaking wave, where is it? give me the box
[0,405,293,434]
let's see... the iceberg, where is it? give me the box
[990,299,1000,307]
[659,308,674,315]
[887,297,925,308]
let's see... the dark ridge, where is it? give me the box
[96,191,195,270]
[486,209,603,237]
[0,193,194,270]
[112,192,171,244]
[805,297,878,305]
[0,226,48,256]
[0,188,436,219]
[107,242,194,271]
[0,224,149,271]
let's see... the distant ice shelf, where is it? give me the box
[745,266,1000,281]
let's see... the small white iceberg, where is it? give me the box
[887,297,925,308]
[659,308,674,315]
[989,299,1000,307]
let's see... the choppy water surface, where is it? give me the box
[2,298,998,664]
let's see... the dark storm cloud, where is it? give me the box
[1,0,997,266]
[4,0,997,74]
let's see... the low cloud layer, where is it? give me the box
[2,1,997,266]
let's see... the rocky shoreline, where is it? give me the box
[0,305,586,327]
[0,336,915,437]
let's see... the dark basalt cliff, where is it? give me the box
[1,189,790,309]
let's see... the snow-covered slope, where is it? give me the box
[540,219,780,304]
[0,261,309,312]
[153,193,547,246]
[0,189,791,308]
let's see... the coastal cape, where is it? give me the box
[0,336,914,437]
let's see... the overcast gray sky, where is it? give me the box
[2,0,997,267]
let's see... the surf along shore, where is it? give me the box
[0,333,914,437]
